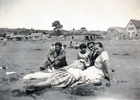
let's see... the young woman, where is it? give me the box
[77,43,90,67]
[84,42,113,83]
[25,42,113,93]
[25,60,86,94]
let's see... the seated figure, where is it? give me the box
[40,42,67,71]
[77,43,90,67]
[23,42,113,94]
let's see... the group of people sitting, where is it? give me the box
[24,41,113,94]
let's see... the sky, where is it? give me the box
[0,0,140,31]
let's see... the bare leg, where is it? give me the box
[40,61,51,71]
[26,80,51,94]
[34,80,51,88]
[23,72,52,80]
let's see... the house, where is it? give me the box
[66,30,106,41]
[43,33,51,38]
[43,31,53,38]
[12,35,25,41]
[25,35,30,40]
[70,35,85,41]
[107,27,127,40]
[126,19,140,37]
[6,33,14,40]
[69,29,81,35]
[83,30,106,40]
[29,33,43,40]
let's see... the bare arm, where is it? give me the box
[77,52,80,60]
[57,50,66,60]
[103,60,113,81]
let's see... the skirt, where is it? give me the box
[48,71,77,88]
[83,66,104,83]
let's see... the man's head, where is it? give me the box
[55,42,62,52]
[87,42,95,52]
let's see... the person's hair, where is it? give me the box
[55,42,62,47]
[79,43,87,49]
[95,42,103,48]
[52,43,54,46]
[63,45,66,47]
[87,42,95,48]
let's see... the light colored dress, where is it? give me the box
[23,51,109,87]
[49,68,84,88]
[77,51,90,62]
[84,51,109,83]
[23,60,85,88]
[46,60,85,88]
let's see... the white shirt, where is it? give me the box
[94,51,109,69]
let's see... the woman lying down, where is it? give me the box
[24,59,111,94]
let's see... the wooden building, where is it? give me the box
[12,35,25,41]
[126,19,140,37]
[6,33,14,40]
[107,27,127,40]
[29,33,43,40]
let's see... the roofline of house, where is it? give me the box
[131,19,140,29]
[126,19,132,28]
[108,27,125,30]
[126,19,140,30]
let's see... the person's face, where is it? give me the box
[94,44,103,54]
[80,47,86,53]
[88,44,94,52]
[55,45,61,52]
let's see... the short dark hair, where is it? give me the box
[55,42,62,47]
[63,45,66,47]
[95,42,103,48]
[79,43,87,49]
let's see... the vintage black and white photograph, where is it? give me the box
[0,0,140,100]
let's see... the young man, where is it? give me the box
[40,42,67,71]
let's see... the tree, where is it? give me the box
[52,20,63,36]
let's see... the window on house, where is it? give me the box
[130,23,133,25]
[132,32,135,35]
[103,32,107,35]
[136,32,139,36]
[35,36,39,39]
[127,32,130,37]
[128,27,134,30]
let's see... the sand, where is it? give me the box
[0,39,140,100]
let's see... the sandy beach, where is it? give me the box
[0,39,140,100]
